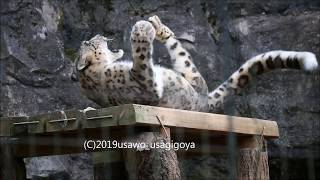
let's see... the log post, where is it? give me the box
[0,137,26,180]
[93,151,129,180]
[237,136,269,180]
[122,127,181,180]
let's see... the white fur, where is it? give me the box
[270,51,318,71]
[154,65,165,98]
[298,52,318,71]
[250,51,318,71]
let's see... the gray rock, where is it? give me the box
[228,11,320,180]
[25,153,93,180]
[1,1,94,179]
[0,0,319,179]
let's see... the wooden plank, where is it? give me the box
[1,104,279,138]
[83,104,136,129]
[1,104,137,135]
[0,104,279,158]
[0,116,44,136]
[132,104,279,138]
[173,130,268,155]
[45,110,83,132]
[10,126,153,157]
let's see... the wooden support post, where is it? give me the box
[93,151,128,180]
[122,127,181,180]
[237,136,269,180]
[0,138,26,180]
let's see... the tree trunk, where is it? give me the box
[237,137,269,180]
[0,137,26,180]
[122,127,181,180]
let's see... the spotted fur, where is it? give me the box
[208,51,318,111]
[75,15,318,113]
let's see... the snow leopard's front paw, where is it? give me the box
[131,20,156,44]
[148,15,174,43]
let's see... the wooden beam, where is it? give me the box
[9,127,151,157]
[132,104,279,138]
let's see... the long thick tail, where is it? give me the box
[208,50,318,112]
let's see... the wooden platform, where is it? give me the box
[0,104,279,157]
[0,104,279,180]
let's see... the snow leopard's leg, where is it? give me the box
[149,15,208,95]
[130,20,163,98]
